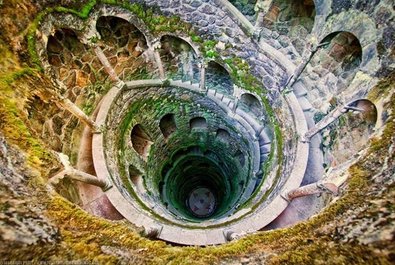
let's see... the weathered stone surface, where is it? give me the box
[0,134,59,253]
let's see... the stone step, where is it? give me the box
[260,143,271,154]
[293,82,308,98]
[260,153,269,163]
[298,96,313,111]
[258,129,271,145]
[215,92,224,100]
[207,89,216,97]
[222,97,231,106]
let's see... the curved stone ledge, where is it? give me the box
[92,78,309,245]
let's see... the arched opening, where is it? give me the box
[263,0,316,54]
[131,124,153,160]
[235,150,245,167]
[47,28,106,91]
[300,31,362,110]
[238,93,263,117]
[347,99,378,126]
[96,16,150,80]
[189,117,208,130]
[206,61,234,95]
[322,99,377,169]
[159,35,199,83]
[160,113,177,139]
[216,129,231,142]
[129,165,142,185]
[319,32,362,76]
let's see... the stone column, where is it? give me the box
[49,153,111,191]
[232,85,243,112]
[303,105,347,141]
[284,181,338,201]
[283,40,329,92]
[199,61,207,92]
[152,41,165,79]
[143,225,163,239]
[94,46,120,82]
[56,96,101,132]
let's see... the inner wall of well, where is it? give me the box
[104,86,273,223]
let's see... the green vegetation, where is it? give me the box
[189,32,203,43]
[201,40,219,59]
[2,1,391,263]
[0,41,55,176]
[367,71,395,101]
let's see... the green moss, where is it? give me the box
[45,194,257,264]
[201,40,219,59]
[367,71,395,101]
[14,1,394,263]
[0,66,54,174]
[189,32,203,43]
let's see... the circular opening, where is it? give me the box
[187,187,217,218]
[161,151,236,220]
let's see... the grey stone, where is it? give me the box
[190,0,202,8]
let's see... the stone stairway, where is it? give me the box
[267,80,325,229]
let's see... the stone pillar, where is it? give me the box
[56,96,101,132]
[67,168,112,190]
[94,46,120,82]
[284,181,338,201]
[283,40,326,92]
[285,183,321,200]
[143,225,163,239]
[199,61,207,92]
[49,153,111,191]
[232,85,243,112]
[303,106,347,141]
[224,230,247,242]
[283,49,315,91]
[152,42,165,79]
[50,168,111,191]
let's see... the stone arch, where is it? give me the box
[322,98,377,168]
[206,61,234,95]
[160,113,177,139]
[311,31,362,93]
[159,35,200,83]
[234,150,245,167]
[96,16,148,49]
[318,10,379,73]
[157,33,201,57]
[263,0,316,53]
[96,16,150,80]
[347,99,378,126]
[238,93,263,117]
[216,129,231,142]
[94,6,153,43]
[320,31,362,72]
[131,124,153,160]
[189,117,208,130]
